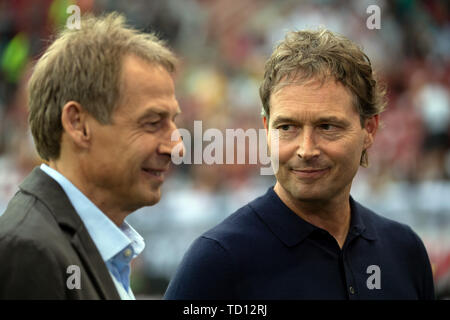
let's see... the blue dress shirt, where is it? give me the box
[40,164,145,293]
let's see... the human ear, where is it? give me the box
[60,101,91,149]
[363,115,379,150]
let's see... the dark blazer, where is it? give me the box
[0,167,120,299]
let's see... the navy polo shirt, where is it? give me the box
[164,187,435,300]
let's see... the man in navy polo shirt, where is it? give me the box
[164,29,435,300]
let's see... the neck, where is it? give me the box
[48,160,128,227]
[274,182,351,248]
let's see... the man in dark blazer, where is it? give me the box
[0,13,183,299]
[0,168,121,299]
[164,29,435,300]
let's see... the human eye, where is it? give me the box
[279,124,293,131]
[275,124,299,138]
[319,123,335,130]
[276,122,298,132]
[146,120,159,126]
[317,123,345,140]
[318,122,344,132]
[143,119,161,131]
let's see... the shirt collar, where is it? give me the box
[348,196,377,241]
[250,187,377,247]
[40,164,145,262]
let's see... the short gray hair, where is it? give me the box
[28,12,178,161]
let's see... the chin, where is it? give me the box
[285,184,327,202]
[146,190,162,205]
[132,188,162,208]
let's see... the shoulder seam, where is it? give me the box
[0,192,36,242]
[198,235,239,298]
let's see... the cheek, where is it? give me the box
[90,141,136,178]
[276,140,297,164]
[335,139,364,167]
[139,137,159,158]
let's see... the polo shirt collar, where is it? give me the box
[249,187,316,247]
[349,196,377,241]
[250,187,377,247]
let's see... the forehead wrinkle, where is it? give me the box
[119,56,176,103]
[270,80,356,121]
[153,95,180,112]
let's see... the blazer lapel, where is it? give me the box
[20,167,121,300]
[71,232,121,299]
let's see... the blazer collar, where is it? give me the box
[19,167,121,299]
[250,187,377,248]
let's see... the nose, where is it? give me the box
[297,127,320,160]
[158,124,184,158]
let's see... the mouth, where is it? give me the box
[291,168,329,179]
[142,168,167,182]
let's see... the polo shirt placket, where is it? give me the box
[342,228,362,300]
[253,188,381,299]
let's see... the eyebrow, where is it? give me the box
[315,116,350,125]
[138,106,181,121]
[271,116,296,127]
[271,115,350,127]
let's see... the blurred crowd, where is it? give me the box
[0,0,449,299]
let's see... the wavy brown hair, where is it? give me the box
[259,29,387,167]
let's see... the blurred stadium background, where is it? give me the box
[0,0,449,299]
